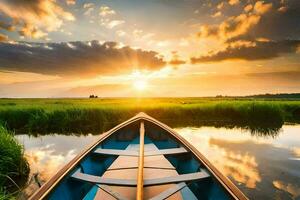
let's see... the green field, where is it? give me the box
[0,98,300,135]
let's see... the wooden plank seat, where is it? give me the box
[74,140,209,199]
[93,147,188,157]
[71,169,210,187]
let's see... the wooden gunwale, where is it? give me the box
[29,114,144,200]
[29,112,248,200]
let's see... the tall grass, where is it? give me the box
[0,98,295,134]
[0,126,29,198]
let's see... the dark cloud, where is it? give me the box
[191,40,300,63]
[193,0,300,63]
[0,21,14,31]
[249,0,300,41]
[0,40,166,76]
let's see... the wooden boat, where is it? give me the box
[30,112,248,200]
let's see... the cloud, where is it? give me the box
[217,2,224,10]
[0,33,8,41]
[66,0,76,5]
[99,6,116,17]
[100,19,125,29]
[198,13,261,42]
[194,0,300,63]
[244,4,253,13]
[19,24,48,39]
[83,3,94,15]
[0,21,14,31]
[250,0,300,40]
[0,0,75,39]
[169,51,186,65]
[116,30,126,37]
[107,20,125,29]
[0,40,166,77]
[169,59,186,65]
[254,1,273,15]
[191,40,300,63]
[228,0,239,6]
[211,11,222,18]
[83,3,94,9]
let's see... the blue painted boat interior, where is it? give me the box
[46,120,233,200]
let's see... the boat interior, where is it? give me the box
[45,119,233,200]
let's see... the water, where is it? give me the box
[16,125,300,199]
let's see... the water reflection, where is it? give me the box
[15,125,300,199]
[16,134,99,198]
[209,138,261,189]
[273,181,300,200]
[175,125,300,199]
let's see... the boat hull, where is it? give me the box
[30,113,248,200]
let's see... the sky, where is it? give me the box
[0,0,300,97]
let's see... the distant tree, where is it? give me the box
[89,95,98,98]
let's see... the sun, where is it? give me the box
[133,79,148,91]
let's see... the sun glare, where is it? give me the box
[133,79,148,91]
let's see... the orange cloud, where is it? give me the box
[217,2,224,10]
[0,33,8,41]
[254,1,273,15]
[198,13,261,41]
[0,0,75,39]
[244,4,253,13]
[228,0,239,6]
[212,11,222,18]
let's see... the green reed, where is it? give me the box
[0,126,29,198]
[0,98,298,135]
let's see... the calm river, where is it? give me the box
[16,125,300,199]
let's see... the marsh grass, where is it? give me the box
[0,98,297,135]
[0,126,29,198]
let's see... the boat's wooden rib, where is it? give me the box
[71,169,136,186]
[97,185,129,200]
[94,147,188,157]
[29,112,248,200]
[149,182,187,200]
[144,171,210,186]
[71,169,210,187]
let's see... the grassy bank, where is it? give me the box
[0,98,299,134]
[0,126,29,199]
